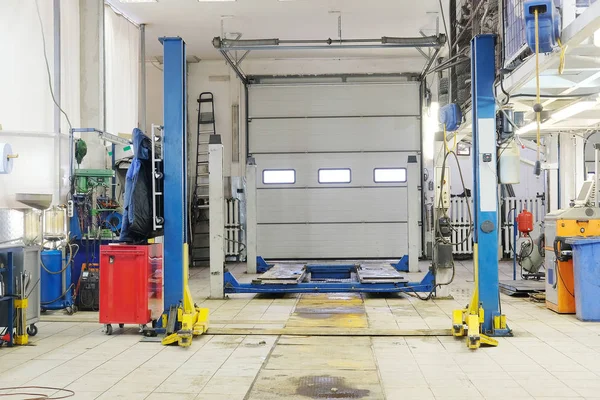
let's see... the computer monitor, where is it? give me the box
[575,180,595,206]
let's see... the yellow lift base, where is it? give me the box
[452,244,508,350]
[162,244,209,347]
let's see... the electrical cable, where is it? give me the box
[510,93,599,99]
[34,0,73,132]
[435,150,473,246]
[0,386,75,400]
[40,284,74,306]
[556,261,575,298]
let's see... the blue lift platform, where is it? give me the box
[224,257,435,295]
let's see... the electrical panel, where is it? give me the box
[435,167,450,209]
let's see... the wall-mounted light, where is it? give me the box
[424,101,439,161]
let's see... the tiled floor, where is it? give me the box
[1,260,600,399]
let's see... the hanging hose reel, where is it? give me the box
[524,0,561,54]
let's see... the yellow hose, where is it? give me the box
[443,124,457,154]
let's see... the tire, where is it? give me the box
[439,93,449,106]
[105,324,113,336]
[455,62,470,77]
[439,77,449,95]
[458,88,470,105]
[27,324,38,337]
[458,75,470,90]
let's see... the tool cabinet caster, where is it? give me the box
[104,324,113,335]
[27,324,38,337]
[119,324,125,329]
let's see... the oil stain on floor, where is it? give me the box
[246,336,384,400]
[295,375,370,399]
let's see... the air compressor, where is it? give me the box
[516,209,544,279]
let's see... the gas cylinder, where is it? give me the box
[517,210,534,234]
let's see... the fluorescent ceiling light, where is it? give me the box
[549,101,597,123]
[199,0,236,2]
[517,122,537,135]
[119,0,157,3]
[517,100,597,135]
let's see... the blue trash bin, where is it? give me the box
[566,237,600,322]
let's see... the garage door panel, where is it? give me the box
[249,83,420,118]
[257,187,408,223]
[257,223,408,259]
[249,117,420,154]
[256,152,415,188]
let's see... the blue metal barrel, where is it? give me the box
[41,250,72,310]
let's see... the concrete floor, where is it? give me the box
[1,260,600,400]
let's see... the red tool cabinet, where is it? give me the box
[99,244,163,334]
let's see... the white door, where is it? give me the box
[249,80,422,259]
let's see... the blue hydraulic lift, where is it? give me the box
[452,34,511,349]
[158,37,208,347]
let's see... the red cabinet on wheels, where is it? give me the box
[99,244,163,335]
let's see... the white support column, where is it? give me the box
[209,135,225,298]
[407,155,420,272]
[246,158,258,274]
[546,134,559,212]
[432,137,452,298]
[559,132,585,208]
[79,0,105,169]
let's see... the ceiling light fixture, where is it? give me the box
[118,0,157,3]
[548,100,597,123]
[199,0,236,2]
[517,100,597,135]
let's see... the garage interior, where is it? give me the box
[2,0,600,399]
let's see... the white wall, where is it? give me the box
[446,146,545,198]
[0,0,80,208]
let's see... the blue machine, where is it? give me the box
[40,250,73,312]
[524,0,561,53]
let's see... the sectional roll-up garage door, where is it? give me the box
[249,81,421,259]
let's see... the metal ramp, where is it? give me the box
[499,279,545,296]
[254,263,407,285]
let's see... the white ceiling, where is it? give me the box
[105,0,443,59]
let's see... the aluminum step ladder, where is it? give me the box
[191,92,216,265]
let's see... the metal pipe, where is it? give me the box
[220,50,249,85]
[220,44,444,51]
[420,47,442,79]
[453,0,486,50]
[140,24,146,133]
[53,0,61,204]
[214,35,445,50]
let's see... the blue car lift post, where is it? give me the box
[452,35,511,349]
[157,37,208,346]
